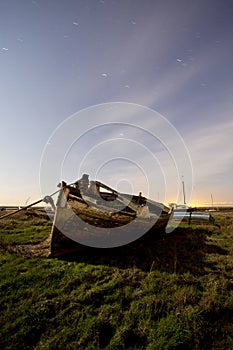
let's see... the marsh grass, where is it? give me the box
[0,210,232,349]
[0,226,50,245]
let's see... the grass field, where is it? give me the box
[0,210,232,349]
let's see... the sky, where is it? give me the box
[0,0,233,207]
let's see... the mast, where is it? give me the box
[182,178,186,205]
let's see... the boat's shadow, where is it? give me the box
[57,226,225,274]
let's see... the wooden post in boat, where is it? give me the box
[50,182,73,256]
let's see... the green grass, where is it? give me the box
[0,209,51,246]
[0,226,51,245]
[0,211,233,349]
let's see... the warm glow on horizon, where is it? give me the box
[166,199,233,208]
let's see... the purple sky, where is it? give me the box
[1,0,233,206]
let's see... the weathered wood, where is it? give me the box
[50,177,171,257]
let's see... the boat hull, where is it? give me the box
[49,179,171,257]
[50,206,170,257]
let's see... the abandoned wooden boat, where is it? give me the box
[50,174,171,256]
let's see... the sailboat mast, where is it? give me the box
[211,193,213,208]
[182,179,186,205]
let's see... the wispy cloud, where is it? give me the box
[185,119,233,201]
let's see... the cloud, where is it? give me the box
[186,119,233,200]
